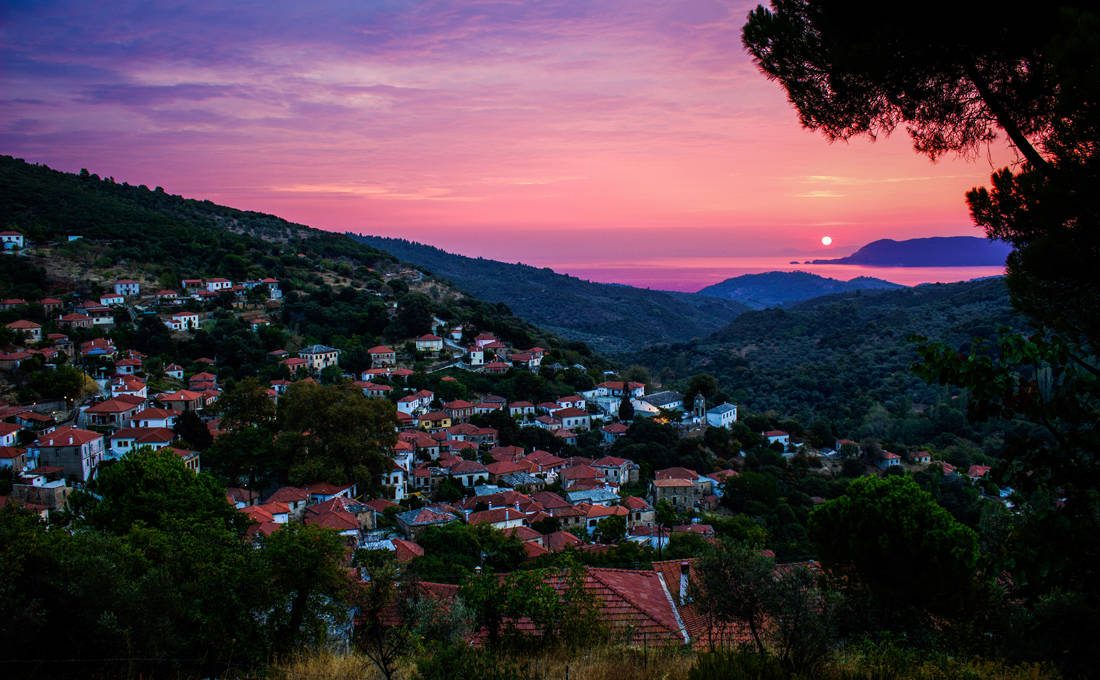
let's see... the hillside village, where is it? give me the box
[0,159,1063,679]
[3,225,1003,573]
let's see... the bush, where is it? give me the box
[688,650,789,680]
[413,644,523,680]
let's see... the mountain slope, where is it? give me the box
[696,271,903,308]
[809,236,1012,266]
[630,277,1026,430]
[0,155,610,374]
[353,235,751,354]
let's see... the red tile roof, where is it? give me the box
[34,426,102,447]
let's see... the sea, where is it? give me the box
[531,256,1005,293]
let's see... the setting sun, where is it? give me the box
[821,236,833,246]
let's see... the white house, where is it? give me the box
[381,463,408,502]
[706,403,738,428]
[204,278,232,292]
[877,451,902,470]
[763,430,790,446]
[166,312,199,331]
[467,346,484,366]
[260,278,282,300]
[114,280,141,297]
[552,407,591,431]
[1,230,25,250]
[100,294,125,306]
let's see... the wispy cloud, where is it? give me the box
[0,0,1012,269]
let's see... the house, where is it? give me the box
[592,456,639,485]
[82,397,146,430]
[165,363,184,380]
[368,345,396,367]
[100,293,125,306]
[159,389,205,412]
[552,407,590,431]
[467,507,526,530]
[763,430,790,446]
[467,346,484,366]
[80,337,116,358]
[415,334,444,353]
[156,289,179,302]
[968,464,992,481]
[381,463,408,502]
[355,381,392,399]
[299,344,341,373]
[27,426,106,482]
[130,407,177,429]
[443,400,475,423]
[449,459,489,488]
[651,478,696,510]
[0,446,27,473]
[397,506,459,540]
[0,230,24,250]
[204,278,232,292]
[260,277,282,300]
[112,355,141,374]
[58,312,92,329]
[280,357,307,375]
[417,411,451,430]
[474,333,497,348]
[114,280,141,297]
[876,451,902,470]
[600,422,628,444]
[706,403,738,428]
[226,488,259,508]
[108,427,175,459]
[911,450,932,464]
[642,391,684,411]
[595,381,646,399]
[306,481,356,504]
[483,361,510,375]
[6,320,42,342]
[622,496,655,528]
[0,422,22,447]
[85,305,115,327]
[509,401,536,418]
[39,298,63,314]
[166,312,199,331]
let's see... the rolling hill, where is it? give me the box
[696,271,903,308]
[629,277,1027,431]
[353,235,751,354]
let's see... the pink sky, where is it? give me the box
[1,0,1017,278]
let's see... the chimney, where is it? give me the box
[679,560,690,603]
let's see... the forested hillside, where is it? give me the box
[354,234,751,353]
[632,278,1028,435]
[0,155,609,375]
[696,270,903,308]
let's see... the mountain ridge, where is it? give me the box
[352,234,753,354]
[809,236,1012,266]
[696,270,904,309]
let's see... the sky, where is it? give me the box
[1,0,1017,282]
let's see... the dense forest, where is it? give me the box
[633,278,1027,437]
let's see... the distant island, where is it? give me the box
[696,271,903,309]
[808,236,1012,266]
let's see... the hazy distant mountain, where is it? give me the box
[353,235,751,353]
[696,271,904,309]
[809,236,1012,266]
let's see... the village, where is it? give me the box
[0,226,1005,652]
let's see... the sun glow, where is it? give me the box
[821,235,833,246]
